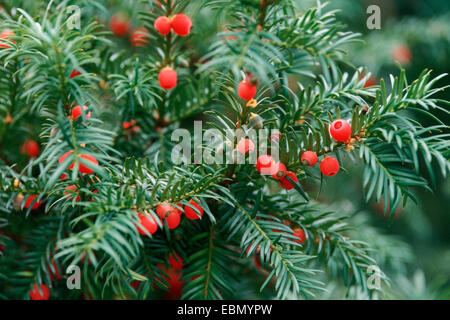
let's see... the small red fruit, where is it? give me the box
[109,13,131,37]
[58,151,98,174]
[184,199,204,220]
[64,185,81,202]
[293,228,306,244]
[301,151,318,167]
[72,105,91,121]
[78,154,98,174]
[24,195,42,210]
[278,171,298,190]
[165,211,181,229]
[237,138,255,155]
[320,156,340,176]
[29,284,50,300]
[21,140,40,158]
[69,69,81,79]
[360,73,377,88]
[157,202,181,229]
[154,16,172,35]
[255,155,275,175]
[158,67,177,90]
[271,162,287,180]
[237,80,256,100]
[58,151,75,169]
[137,212,158,235]
[47,259,61,282]
[329,119,351,142]
[130,27,150,47]
[0,29,16,48]
[169,252,183,270]
[170,14,192,36]
[391,44,412,66]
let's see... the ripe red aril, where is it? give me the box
[24,194,42,210]
[170,14,192,36]
[154,16,171,35]
[255,155,275,175]
[130,27,150,47]
[109,13,131,37]
[184,199,204,220]
[319,156,340,176]
[137,212,158,235]
[21,140,40,158]
[301,151,318,167]
[293,228,306,244]
[237,138,255,155]
[278,171,298,190]
[237,80,256,100]
[158,67,177,90]
[329,119,351,142]
[29,284,50,300]
[72,105,91,121]
[271,162,287,180]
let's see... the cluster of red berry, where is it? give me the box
[154,14,192,37]
[136,198,204,235]
[236,118,353,186]
[154,14,192,90]
[109,13,150,47]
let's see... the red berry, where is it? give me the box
[29,284,50,300]
[293,228,306,244]
[157,264,185,299]
[329,119,351,142]
[165,211,181,229]
[278,171,298,190]
[157,202,181,229]
[137,212,158,235]
[69,69,81,79]
[58,151,98,174]
[158,67,177,90]
[169,252,183,270]
[255,155,275,175]
[237,138,255,155]
[301,151,318,167]
[156,202,170,219]
[271,162,287,180]
[109,13,131,37]
[270,131,281,143]
[130,27,150,47]
[78,154,98,174]
[184,199,204,220]
[360,73,377,88]
[391,44,412,66]
[72,105,91,121]
[64,185,81,202]
[21,140,40,158]
[0,29,16,48]
[58,150,75,169]
[319,156,340,176]
[154,16,172,35]
[24,194,41,210]
[237,80,256,100]
[47,259,61,282]
[170,14,192,36]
